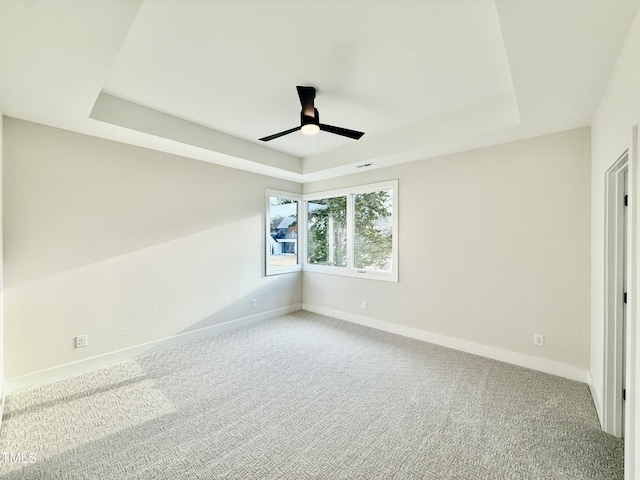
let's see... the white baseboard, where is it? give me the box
[6,304,301,394]
[302,304,589,383]
[588,372,604,428]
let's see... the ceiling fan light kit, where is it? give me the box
[259,86,365,142]
[301,123,320,135]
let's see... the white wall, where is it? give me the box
[2,118,302,386]
[591,9,640,479]
[304,127,591,380]
[0,113,5,401]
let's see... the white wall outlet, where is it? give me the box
[361,300,368,310]
[251,298,257,308]
[533,334,544,347]
[75,334,88,349]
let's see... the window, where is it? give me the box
[354,188,393,273]
[266,181,397,281]
[305,180,398,281]
[307,196,347,267]
[266,190,302,275]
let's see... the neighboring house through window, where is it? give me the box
[266,192,302,275]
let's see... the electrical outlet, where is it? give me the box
[533,334,544,347]
[362,300,368,310]
[75,334,88,349]
[251,298,257,308]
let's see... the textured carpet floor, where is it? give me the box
[0,311,624,479]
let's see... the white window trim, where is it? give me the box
[265,181,398,281]
[302,180,398,282]
[265,189,302,276]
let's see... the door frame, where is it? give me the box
[625,124,639,479]
[603,150,629,438]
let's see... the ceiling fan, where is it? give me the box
[259,86,365,142]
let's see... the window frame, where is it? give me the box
[303,180,398,282]
[265,180,398,281]
[305,193,349,269]
[265,189,303,276]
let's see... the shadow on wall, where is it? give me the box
[177,281,302,336]
[3,215,302,381]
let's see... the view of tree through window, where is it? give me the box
[354,189,393,272]
[307,197,347,266]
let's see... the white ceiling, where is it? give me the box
[1,0,639,182]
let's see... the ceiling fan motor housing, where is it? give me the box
[301,108,320,126]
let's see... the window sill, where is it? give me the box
[302,264,398,282]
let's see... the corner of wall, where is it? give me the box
[0,382,5,434]
[588,371,604,427]
[1,112,5,430]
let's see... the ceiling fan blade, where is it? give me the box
[319,123,365,140]
[296,86,316,117]
[259,126,301,142]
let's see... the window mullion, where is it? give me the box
[346,193,355,271]
[301,200,308,267]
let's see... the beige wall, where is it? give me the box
[591,9,640,476]
[3,118,301,379]
[304,127,591,372]
[1,120,593,384]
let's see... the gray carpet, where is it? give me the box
[0,311,623,479]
